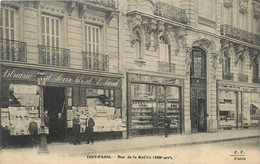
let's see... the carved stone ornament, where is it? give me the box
[78,3,87,18]
[33,1,41,9]
[239,0,249,14]
[224,0,233,8]
[67,1,76,16]
[249,49,259,68]
[193,39,214,52]
[106,11,115,25]
[185,47,192,77]
[235,45,249,66]
[212,53,219,79]
[174,27,186,55]
[253,4,260,19]
[2,1,20,10]
[127,15,143,47]
[142,17,157,50]
[219,39,235,64]
[154,20,165,51]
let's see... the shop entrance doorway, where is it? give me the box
[190,47,207,133]
[43,86,66,142]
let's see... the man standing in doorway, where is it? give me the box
[85,113,95,144]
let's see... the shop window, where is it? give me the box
[0,7,16,40]
[243,93,260,127]
[86,88,114,107]
[41,14,60,47]
[190,48,206,78]
[85,24,100,54]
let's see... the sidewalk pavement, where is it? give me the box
[2,128,260,157]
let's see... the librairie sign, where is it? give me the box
[2,66,121,88]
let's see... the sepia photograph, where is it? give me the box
[0,0,259,163]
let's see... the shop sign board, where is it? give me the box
[218,83,260,93]
[128,73,183,86]
[1,66,121,88]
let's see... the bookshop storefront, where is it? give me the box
[1,64,125,146]
[217,81,260,130]
[127,73,184,137]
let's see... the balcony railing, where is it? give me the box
[0,38,27,62]
[253,76,260,83]
[220,24,260,46]
[154,2,188,24]
[83,0,115,8]
[222,72,234,80]
[38,45,70,67]
[238,74,248,82]
[82,52,109,71]
[158,61,175,73]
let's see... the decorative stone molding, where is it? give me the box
[106,11,115,25]
[2,1,20,10]
[154,20,165,51]
[78,4,88,18]
[212,53,219,79]
[193,39,214,52]
[33,1,40,9]
[235,45,249,66]
[67,1,76,16]
[185,47,192,77]
[239,0,249,14]
[253,3,260,19]
[224,0,233,8]
[219,39,235,64]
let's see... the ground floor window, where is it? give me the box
[129,83,181,136]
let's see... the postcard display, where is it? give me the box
[0,84,49,135]
[67,106,126,132]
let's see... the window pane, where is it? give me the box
[5,9,9,27]
[56,37,59,47]
[42,17,45,33]
[56,20,59,36]
[52,36,55,47]
[0,27,3,38]
[88,26,91,43]
[52,19,54,35]
[93,28,95,43]
[42,35,45,45]
[96,28,99,44]
[5,28,9,39]
[85,25,88,42]
[10,10,14,28]
[11,29,14,40]
[46,17,49,34]
[0,9,3,26]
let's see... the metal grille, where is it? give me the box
[0,38,27,62]
[82,52,109,71]
[38,45,70,67]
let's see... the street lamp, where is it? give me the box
[36,72,49,154]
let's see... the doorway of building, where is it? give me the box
[43,86,66,142]
[190,47,207,133]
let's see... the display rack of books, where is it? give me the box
[166,100,181,129]
[130,100,155,129]
[1,106,49,135]
[67,106,126,132]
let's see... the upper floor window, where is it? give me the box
[159,41,169,62]
[41,15,60,47]
[198,0,214,19]
[238,56,245,74]
[190,48,206,78]
[252,57,259,78]
[85,24,100,53]
[0,7,15,40]
[223,53,231,74]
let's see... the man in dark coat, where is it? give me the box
[29,118,38,147]
[164,116,171,138]
[72,114,81,145]
[85,113,95,144]
[56,113,66,142]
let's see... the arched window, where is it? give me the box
[190,47,206,78]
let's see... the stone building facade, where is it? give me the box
[0,0,260,142]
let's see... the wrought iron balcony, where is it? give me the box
[158,61,175,73]
[38,45,70,67]
[253,76,260,83]
[83,0,115,8]
[0,38,27,62]
[82,52,109,71]
[222,72,234,80]
[238,74,248,82]
[220,24,260,46]
[154,2,188,24]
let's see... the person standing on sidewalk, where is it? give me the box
[164,116,171,138]
[72,114,81,145]
[56,113,66,142]
[85,113,95,144]
[28,117,38,147]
